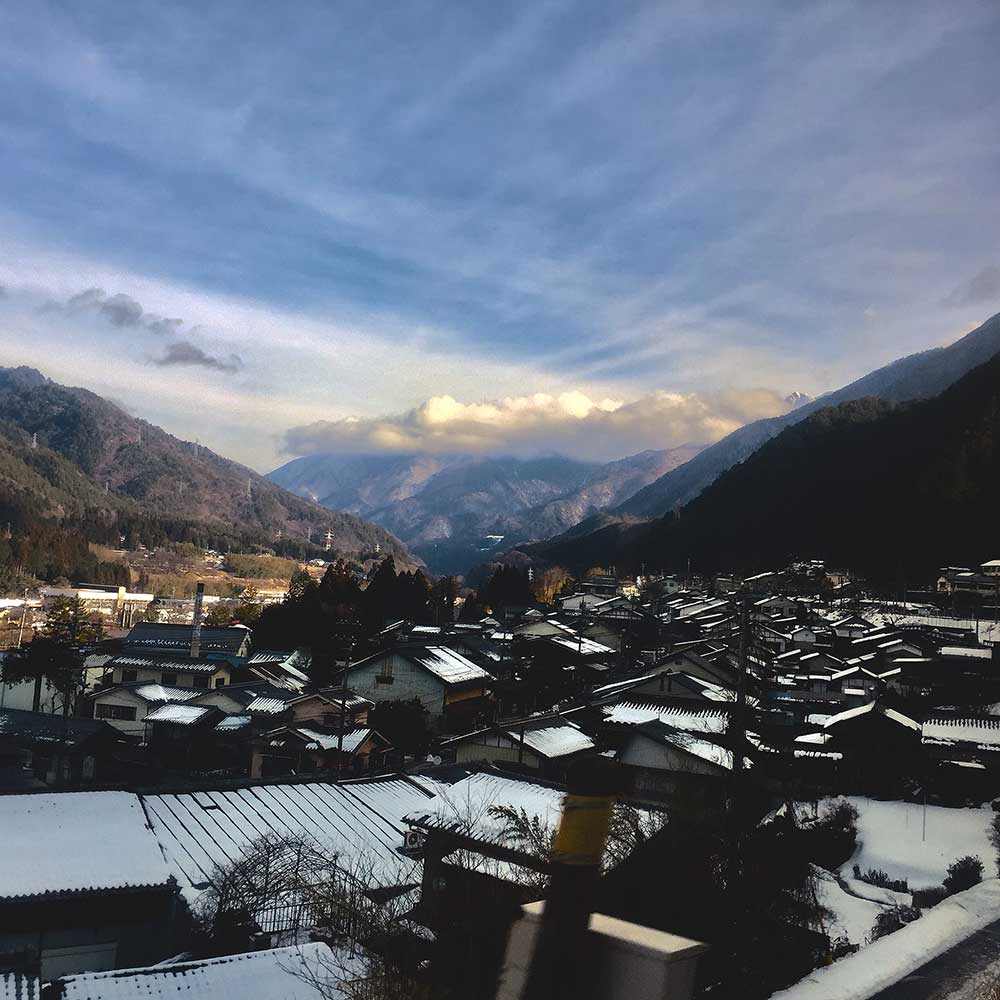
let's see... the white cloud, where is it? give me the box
[284,386,790,462]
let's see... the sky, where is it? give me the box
[0,0,998,471]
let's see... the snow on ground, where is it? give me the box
[771,880,1000,1000]
[812,867,887,946]
[839,875,911,908]
[839,797,994,890]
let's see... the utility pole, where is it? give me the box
[16,588,29,648]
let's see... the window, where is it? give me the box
[375,659,394,684]
[160,672,177,687]
[192,676,209,689]
[215,677,226,688]
[96,703,137,721]
[121,669,137,683]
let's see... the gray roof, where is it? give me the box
[124,622,250,656]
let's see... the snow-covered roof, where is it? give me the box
[0,792,173,899]
[245,695,290,714]
[295,727,372,753]
[404,770,566,844]
[940,645,993,659]
[602,701,729,734]
[0,973,38,1000]
[772,879,1000,1000]
[638,726,743,771]
[408,646,492,685]
[110,655,228,676]
[54,942,345,1000]
[144,704,213,726]
[142,776,432,893]
[922,717,1000,746]
[129,683,199,704]
[504,721,595,759]
[214,715,251,732]
[823,701,920,731]
[549,635,614,656]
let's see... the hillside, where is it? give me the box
[0,367,415,579]
[526,350,1000,582]
[270,445,703,574]
[615,310,1000,519]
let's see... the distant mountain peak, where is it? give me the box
[785,391,813,410]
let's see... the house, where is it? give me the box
[122,622,251,661]
[286,689,373,729]
[343,645,492,728]
[0,792,178,980]
[89,682,200,735]
[102,654,232,691]
[250,725,389,777]
[0,709,122,790]
[47,942,346,1000]
[441,714,597,779]
[245,649,311,691]
[618,719,748,806]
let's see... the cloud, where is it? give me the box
[945,266,1000,307]
[45,286,185,334]
[283,387,789,462]
[153,340,243,374]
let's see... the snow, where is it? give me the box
[923,717,1000,747]
[823,700,920,731]
[296,727,371,753]
[771,880,1000,1000]
[0,791,173,898]
[837,797,994,890]
[506,721,594,758]
[144,703,212,725]
[811,866,886,946]
[941,646,994,660]
[215,715,251,731]
[132,684,198,703]
[55,942,353,1000]
[601,701,729,733]
[840,876,912,908]
[245,695,291,714]
[550,635,614,656]
[411,646,492,684]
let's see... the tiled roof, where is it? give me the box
[294,727,372,753]
[0,792,173,900]
[54,943,346,1000]
[246,695,290,715]
[602,700,729,733]
[214,715,251,732]
[922,717,1000,747]
[124,622,250,655]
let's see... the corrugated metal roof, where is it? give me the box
[109,655,227,676]
[54,942,345,1000]
[409,646,492,685]
[246,696,290,714]
[1,792,173,900]
[215,715,252,732]
[132,684,199,704]
[142,777,432,891]
[295,727,371,753]
[602,701,729,733]
[503,720,595,759]
[144,704,213,725]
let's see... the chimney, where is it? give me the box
[191,582,205,659]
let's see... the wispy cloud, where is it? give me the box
[42,286,184,334]
[153,340,243,373]
[945,266,1000,308]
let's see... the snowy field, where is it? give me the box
[838,796,995,890]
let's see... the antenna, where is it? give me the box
[324,527,333,552]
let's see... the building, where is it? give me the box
[102,654,232,691]
[47,942,344,1000]
[0,792,178,980]
[122,622,252,661]
[343,645,492,728]
[89,682,201,735]
[250,725,388,777]
[39,586,154,629]
[441,714,597,779]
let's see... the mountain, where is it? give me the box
[526,348,1000,582]
[0,367,415,569]
[269,445,703,575]
[614,311,1000,520]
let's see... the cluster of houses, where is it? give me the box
[3,559,1000,997]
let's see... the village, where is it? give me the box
[2,555,1000,999]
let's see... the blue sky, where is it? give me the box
[0,0,998,469]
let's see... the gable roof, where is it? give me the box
[922,716,1000,748]
[601,700,729,734]
[144,704,216,726]
[823,700,920,731]
[403,646,492,685]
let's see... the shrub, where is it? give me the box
[912,885,948,908]
[806,799,860,868]
[943,855,984,896]
[870,905,921,942]
[858,868,909,893]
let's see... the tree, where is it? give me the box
[943,855,984,895]
[45,596,105,646]
[1,636,79,712]
[531,566,572,605]
[287,567,316,602]
[233,586,263,627]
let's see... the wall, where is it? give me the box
[347,654,447,719]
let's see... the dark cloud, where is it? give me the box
[44,286,184,334]
[946,266,1000,307]
[153,340,243,374]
